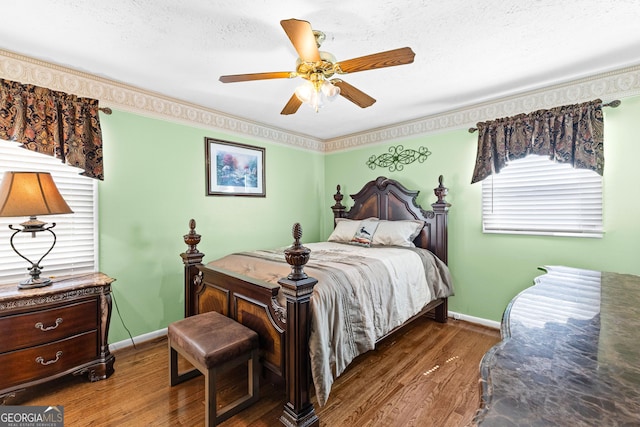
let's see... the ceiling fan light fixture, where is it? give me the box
[295,79,340,112]
[294,80,315,104]
[321,80,340,99]
[296,81,323,112]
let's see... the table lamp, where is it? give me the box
[0,171,73,289]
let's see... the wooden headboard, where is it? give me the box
[331,176,450,264]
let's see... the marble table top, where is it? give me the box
[474,265,640,426]
[0,272,114,312]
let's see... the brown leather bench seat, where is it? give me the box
[168,310,259,426]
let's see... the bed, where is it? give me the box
[180,176,452,426]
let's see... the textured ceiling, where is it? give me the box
[2,1,640,141]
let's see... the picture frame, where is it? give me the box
[205,137,266,197]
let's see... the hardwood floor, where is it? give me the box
[9,317,500,426]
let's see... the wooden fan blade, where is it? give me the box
[332,80,376,108]
[219,71,294,83]
[281,93,303,115]
[337,47,415,74]
[280,19,321,62]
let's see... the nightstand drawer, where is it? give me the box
[0,299,98,353]
[0,330,98,390]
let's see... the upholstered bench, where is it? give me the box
[168,311,259,426]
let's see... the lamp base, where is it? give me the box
[18,277,52,290]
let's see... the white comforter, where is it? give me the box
[207,242,454,406]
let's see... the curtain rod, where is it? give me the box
[467,99,621,133]
[99,107,112,115]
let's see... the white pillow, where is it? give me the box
[371,220,425,247]
[327,218,362,242]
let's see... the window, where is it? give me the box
[482,155,603,237]
[0,141,97,284]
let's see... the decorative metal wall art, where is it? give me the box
[366,145,431,172]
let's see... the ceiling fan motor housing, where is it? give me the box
[295,51,339,83]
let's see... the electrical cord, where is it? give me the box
[111,287,137,350]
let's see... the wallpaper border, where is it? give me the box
[2,48,639,153]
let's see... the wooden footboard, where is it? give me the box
[198,266,287,377]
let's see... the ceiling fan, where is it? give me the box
[219,18,416,115]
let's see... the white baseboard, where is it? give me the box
[108,313,498,352]
[448,311,500,330]
[109,328,167,352]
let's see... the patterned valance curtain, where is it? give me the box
[470,99,604,184]
[0,78,104,180]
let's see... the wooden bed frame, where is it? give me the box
[180,175,450,427]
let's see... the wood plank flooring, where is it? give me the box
[9,317,500,426]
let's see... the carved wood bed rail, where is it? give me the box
[180,176,451,426]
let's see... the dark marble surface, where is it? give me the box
[474,266,640,426]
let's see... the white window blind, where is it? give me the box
[482,155,603,238]
[0,141,97,284]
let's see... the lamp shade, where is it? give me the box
[0,172,73,217]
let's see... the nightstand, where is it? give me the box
[0,273,115,403]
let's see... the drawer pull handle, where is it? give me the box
[35,318,63,331]
[36,351,63,366]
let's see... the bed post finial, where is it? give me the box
[434,175,449,206]
[284,223,311,280]
[183,219,201,254]
[292,222,303,242]
[333,185,344,206]
[331,185,347,222]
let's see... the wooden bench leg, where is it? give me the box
[251,348,259,401]
[168,336,259,426]
[169,340,202,386]
[213,349,260,424]
[205,368,217,427]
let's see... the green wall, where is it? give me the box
[99,110,324,343]
[324,95,640,322]
[99,95,640,344]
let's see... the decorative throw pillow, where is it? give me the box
[371,219,425,247]
[349,220,379,247]
[327,217,378,243]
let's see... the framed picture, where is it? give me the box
[205,138,266,197]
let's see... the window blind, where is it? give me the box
[0,141,97,284]
[482,155,603,237]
